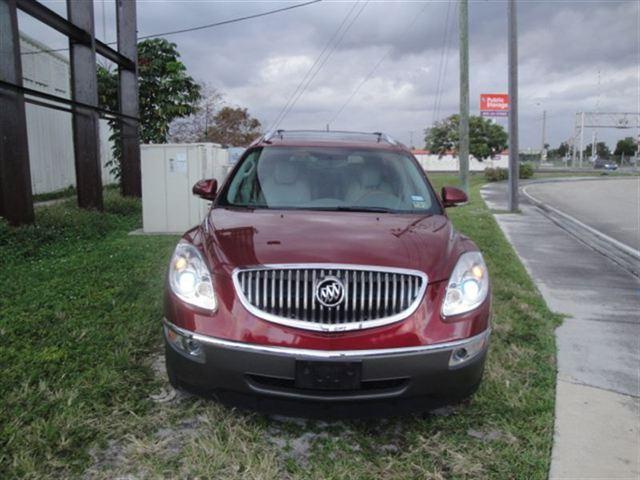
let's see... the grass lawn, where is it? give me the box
[0,177,561,479]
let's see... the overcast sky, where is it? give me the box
[18,0,640,150]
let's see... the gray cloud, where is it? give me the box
[17,0,639,148]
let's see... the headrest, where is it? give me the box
[361,167,382,188]
[274,161,298,184]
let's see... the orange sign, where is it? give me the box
[480,94,509,116]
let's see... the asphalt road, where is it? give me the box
[525,177,640,252]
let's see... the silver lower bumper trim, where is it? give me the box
[163,318,491,360]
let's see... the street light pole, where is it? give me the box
[459,0,470,193]
[507,0,519,212]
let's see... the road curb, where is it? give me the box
[521,183,640,278]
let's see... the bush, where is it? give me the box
[0,192,141,263]
[484,167,508,182]
[484,164,535,182]
[520,163,534,179]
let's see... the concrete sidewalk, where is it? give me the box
[481,181,639,479]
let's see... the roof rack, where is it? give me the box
[259,129,402,147]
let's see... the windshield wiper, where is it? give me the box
[333,206,393,213]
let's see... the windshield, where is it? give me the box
[218,146,441,214]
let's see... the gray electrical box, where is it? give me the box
[141,143,234,233]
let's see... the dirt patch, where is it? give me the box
[148,353,192,404]
[83,353,198,479]
[467,428,518,444]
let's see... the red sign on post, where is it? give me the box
[480,94,509,117]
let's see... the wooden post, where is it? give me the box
[0,0,35,225]
[67,0,103,210]
[117,0,141,197]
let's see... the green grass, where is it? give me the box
[0,180,561,479]
[32,185,77,203]
[0,192,179,479]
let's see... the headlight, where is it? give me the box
[442,251,489,317]
[168,241,217,311]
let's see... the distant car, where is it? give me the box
[162,130,491,416]
[593,158,618,171]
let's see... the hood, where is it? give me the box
[204,208,465,283]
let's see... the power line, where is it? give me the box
[431,0,452,126]
[327,2,429,127]
[140,0,322,40]
[266,0,362,131]
[275,0,368,129]
[270,0,369,130]
[434,1,458,123]
[21,0,322,56]
[431,0,451,124]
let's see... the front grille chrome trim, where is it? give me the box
[232,263,428,332]
[164,318,491,359]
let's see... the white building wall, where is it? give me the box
[413,153,509,172]
[20,34,117,194]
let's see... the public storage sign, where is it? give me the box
[480,94,509,117]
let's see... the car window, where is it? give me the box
[219,146,441,214]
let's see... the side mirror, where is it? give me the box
[192,179,218,201]
[441,186,468,208]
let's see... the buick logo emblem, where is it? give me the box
[315,276,345,307]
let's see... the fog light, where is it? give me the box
[453,348,468,361]
[164,323,205,362]
[184,338,202,357]
[449,331,490,367]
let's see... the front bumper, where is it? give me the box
[164,319,490,415]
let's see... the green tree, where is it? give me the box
[614,137,637,156]
[425,115,508,160]
[584,141,610,159]
[205,106,262,146]
[548,141,570,158]
[98,38,201,178]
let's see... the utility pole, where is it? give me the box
[579,112,585,167]
[591,131,597,161]
[459,0,470,193]
[409,130,414,149]
[571,113,578,167]
[540,109,546,162]
[507,0,519,212]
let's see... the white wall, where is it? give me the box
[20,34,117,194]
[413,153,509,172]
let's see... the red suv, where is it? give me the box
[163,130,490,415]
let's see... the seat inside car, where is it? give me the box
[261,158,311,206]
[345,158,394,202]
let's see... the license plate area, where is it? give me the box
[295,360,362,391]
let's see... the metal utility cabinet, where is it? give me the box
[141,143,235,233]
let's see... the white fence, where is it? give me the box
[413,153,509,172]
[20,34,117,195]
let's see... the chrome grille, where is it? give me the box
[233,264,427,332]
